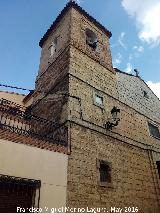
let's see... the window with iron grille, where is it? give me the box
[0,174,41,213]
[148,123,160,139]
[93,92,104,109]
[95,94,103,106]
[98,160,111,183]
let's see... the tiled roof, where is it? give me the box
[0,128,68,154]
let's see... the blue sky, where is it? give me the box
[0,0,160,97]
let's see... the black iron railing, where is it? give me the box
[0,99,68,146]
[0,174,41,188]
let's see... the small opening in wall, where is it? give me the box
[156,161,160,178]
[95,94,103,106]
[85,28,98,49]
[148,122,160,139]
[49,38,58,57]
[99,160,111,183]
[143,90,149,98]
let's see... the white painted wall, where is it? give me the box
[0,139,68,209]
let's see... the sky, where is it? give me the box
[0,0,160,98]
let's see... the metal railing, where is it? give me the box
[0,99,68,146]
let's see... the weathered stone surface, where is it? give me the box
[38,10,71,76]
[33,4,160,212]
[117,71,160,123]
[67,125,160,212]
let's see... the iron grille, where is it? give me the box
[0,174,41,213]
[0,98,68,146]
[148,122,160,139]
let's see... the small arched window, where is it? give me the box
[85,28,98,49]
[49,38,57,57]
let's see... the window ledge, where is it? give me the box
[98,181,114,188]
[93,102,104,110]
[150,135,160,141]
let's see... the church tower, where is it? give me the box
[32,1,160,211]
[32,0,119,206]
[32,1,118,147]
[33,1,118,122]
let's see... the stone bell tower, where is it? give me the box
[33,1,121,209]
[32,1,117,124]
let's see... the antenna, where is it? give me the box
[69,0,79,4]
[134,69,139,77]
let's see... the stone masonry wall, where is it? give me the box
[69,47,118,99]
[117,72,160,123]
[70,8,114,73]
[38,9,71,76]
[32,4,160,212]
[33,21,71,123]
[68,52,160,149]
[67,124,160,213]
[33,47,69,124]
[66,7,160,213]
[67,60,160,212]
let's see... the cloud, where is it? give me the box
[113,53,122,67]
[125,62,132,73]
[118,32,127,49]
[122,0,160,46]
[147,81,160,99]
[133,45,144,53]
[133,45,144,58]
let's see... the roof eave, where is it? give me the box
[39,1,112,48]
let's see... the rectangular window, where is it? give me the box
[93,92,104,109]
[156,161,160,178]
[148,123,160,139]
[99,161,111,183]
[95,95,103,106]
[97,160,114,188]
